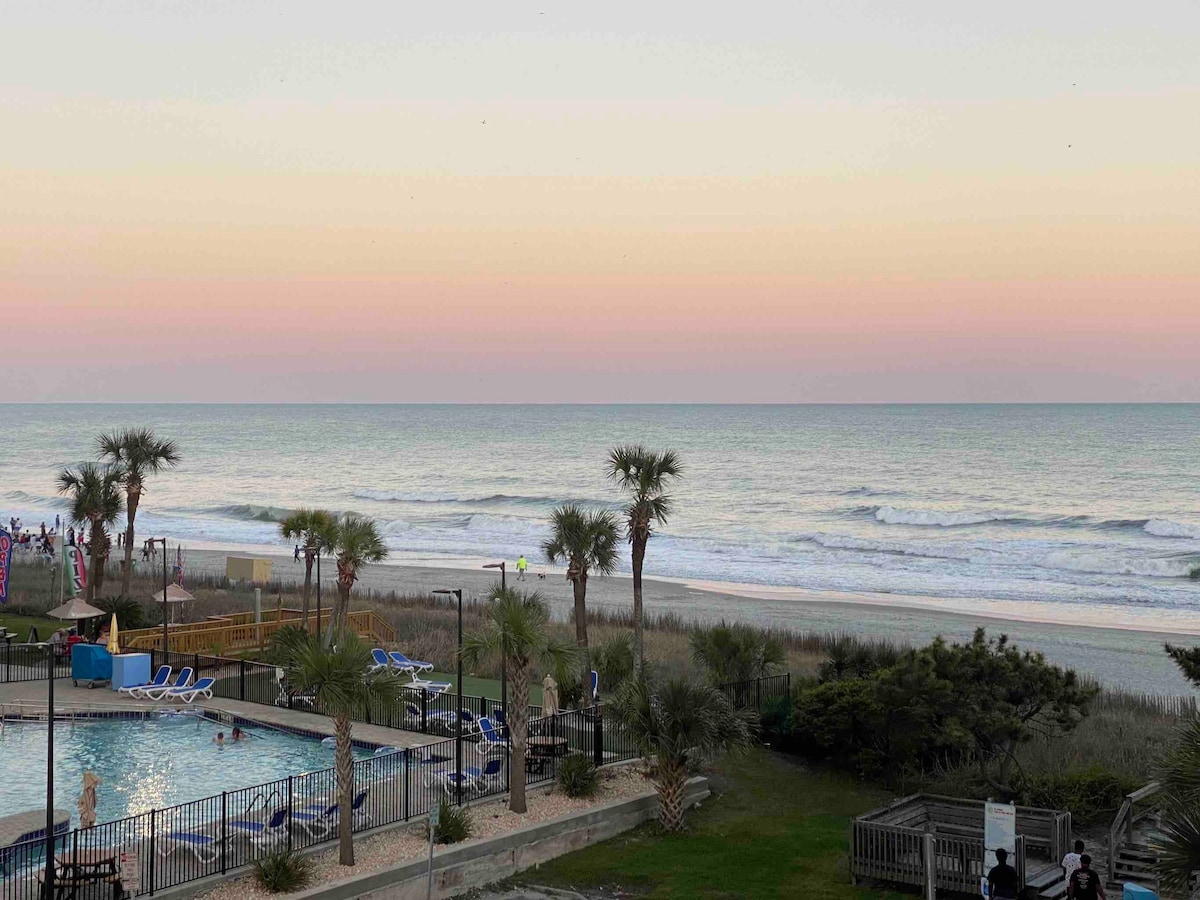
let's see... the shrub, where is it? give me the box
[1023,764,1140,825]
[427,803,473,844]
[690,621,785,684]
[557,753,600,798]
[592,633,635,691]
[758,694,795,749]
[252,850,314,894]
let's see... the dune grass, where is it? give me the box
[521,747,907,900]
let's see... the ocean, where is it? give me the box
[3,404,1198,622]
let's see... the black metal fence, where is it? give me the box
[718,673,792,709]
[146,650,544,738]
[0,643,72,684]
[0,706,633,900]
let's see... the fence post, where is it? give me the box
[403,749,410,821]
[287,776,293,852]
[194,653,200,676]
[592,712,603,767]
[239,660,246,701]
[5,641,9,682]
[421,691,428,734]
[220,792,228,873]
[922,832,935,900]
[149,809,156,896]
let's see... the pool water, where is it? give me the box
[0,716,373,826]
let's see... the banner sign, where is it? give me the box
[983,800,1017,874]
[0,528,11,605]
[65,544,87,598]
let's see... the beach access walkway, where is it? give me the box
[0,677,440,750]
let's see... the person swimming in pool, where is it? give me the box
[213,731,225,746]
[231,726,247,741]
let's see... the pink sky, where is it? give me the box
[2,3,1198,402]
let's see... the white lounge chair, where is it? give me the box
[165,677,215,703]
[227,807,290,850]
[157,829,223,863]
[388,651,434,673]
[143,667,193,700]
[368,648,391,673]
[120,665,171,697]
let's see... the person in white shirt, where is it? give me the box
[1062,839,1085,880]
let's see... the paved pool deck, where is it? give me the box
[0,677,441,750]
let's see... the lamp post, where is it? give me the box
[315,553,321,643]
[41,641,56,900]
[481,563,507,727]
[147,537,170,656]
[432,588,463,807]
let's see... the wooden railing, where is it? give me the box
[122,609,396,653]
[1108,782,1160,883]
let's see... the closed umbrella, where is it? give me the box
[77,771,101,829]
[542,674,559,717]
[105,615,119,655]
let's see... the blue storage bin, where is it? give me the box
[71,643,113,687]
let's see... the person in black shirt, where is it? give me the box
[988,848,1020,899]
[1067,854,1106,900]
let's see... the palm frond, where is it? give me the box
[543,504,621,578]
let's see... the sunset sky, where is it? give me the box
[3,2,1198,402]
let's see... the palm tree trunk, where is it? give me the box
[509,663,530,814]
[655,754,688,831]
[334,713,356,865]
[631,536,646,675]
[88,520,105,601]
[326,580,350,646]
[301,550,314,630]
[120,489,140,595]
[572,573,590,699]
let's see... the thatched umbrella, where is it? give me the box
[77,771,101,829]
[150,583,194,626]
[46,598,106,621]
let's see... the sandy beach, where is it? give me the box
[178,545,1200,696]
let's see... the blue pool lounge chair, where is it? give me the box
[143,667,193,700]
[158,829,223,863]
[228,807,290,849]
[478,717,509,750]
[388,651,434,673]
[120,665,171,697]
[293,790,371,836]
[166,677,215,703]
[368,648,391,673]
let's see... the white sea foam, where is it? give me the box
[874,506,1003,527]
[1145,519,1200,540]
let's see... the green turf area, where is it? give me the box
[0,612,62,641]
[428,671,544,706]
[521,747,908,900]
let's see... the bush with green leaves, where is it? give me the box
[557,753,600,798]
[591,632,635,692]
[92,595,149,631]
[690,621,784,685]
[427,803,473,844]
[253,850,314,894]
[1022,764,1140,825]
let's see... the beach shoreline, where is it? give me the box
[170,542,1200,696]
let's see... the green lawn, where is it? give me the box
[429,671,544,706]
[519,747,908,900]
[0,612,61,642]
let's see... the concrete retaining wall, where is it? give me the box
[289,777,709,900]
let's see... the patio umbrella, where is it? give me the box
[542,674,559,717]
[105,615,119,655]
[77,771,101,829]
[151,583,194,626]
[46,598,106,621]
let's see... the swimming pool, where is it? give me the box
[0,715,373,826]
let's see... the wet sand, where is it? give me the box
[179,547,1199,696]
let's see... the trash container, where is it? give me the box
[71,643,113,688]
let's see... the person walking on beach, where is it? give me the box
[517,554,528,580]
[1067,855,1105,900]
[987,849,1019,900]
[294,544,301,562]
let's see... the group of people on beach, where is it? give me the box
[986,841,1103,900]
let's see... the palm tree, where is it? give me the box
[325,514,387,645]
[606,445,683,673]
[281,632,400,866]
[543,504,620,693]
[461,587,580,814]
[607,675,755,831]
[96,428,181,596]
[280,509,337,633]
[56,463,125,601]
[1153,717,1200,893]
[690,622,786,685]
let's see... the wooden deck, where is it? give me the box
[120,608,395,654]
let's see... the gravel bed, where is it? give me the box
[195,765,652,900]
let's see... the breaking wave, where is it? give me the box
[873,506,1007,527]
[1145,519,1200,540]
